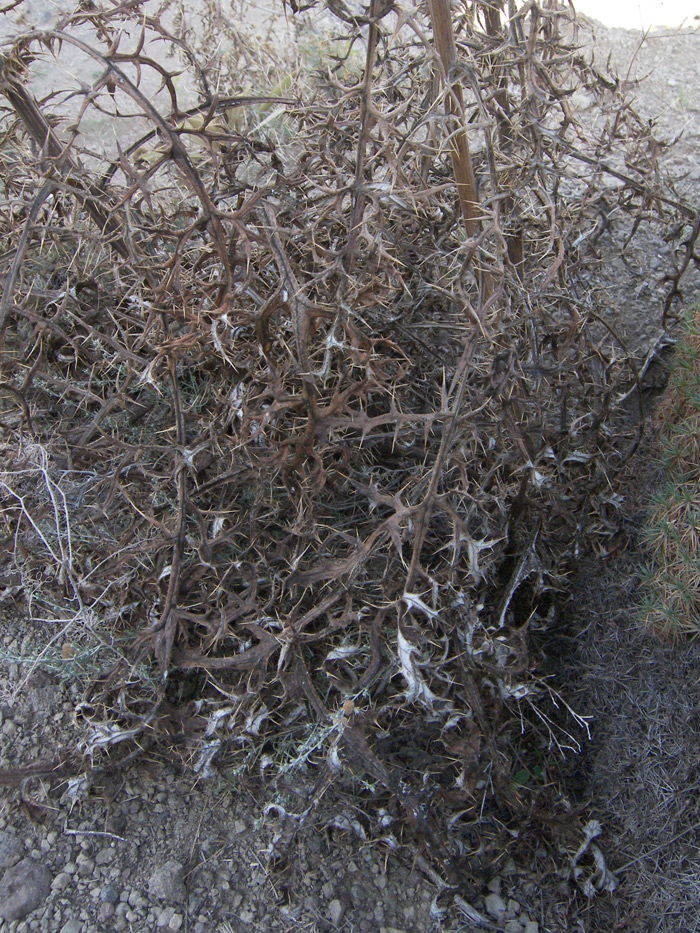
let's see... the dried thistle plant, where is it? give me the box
[0,0,697,878]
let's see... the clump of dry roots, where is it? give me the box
[0,0,696,880]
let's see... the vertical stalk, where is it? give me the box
[427,0,479,237]
[346,0,381,269]
[482,0,524,268]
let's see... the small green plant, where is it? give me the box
[640,306,700,636]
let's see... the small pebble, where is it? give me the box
[0,832,24,870]
[484,893,507,922]
[0,858,53,922]
[328,898,345,926]
[97,903,115,922]
[523,924,539,933]
[59,920,82,933]
[95,846,116,866]
[77,858,95,878]
[157,906,174,927]
[148,860,186,904]
[101,883,119,904]
[51,873,72,892]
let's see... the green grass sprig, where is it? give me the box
[640,306,700,636]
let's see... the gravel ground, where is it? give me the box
[575,0,698,30]
[0,613,441,933]
[0,621,548,933]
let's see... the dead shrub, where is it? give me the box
[0,0,696,881]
